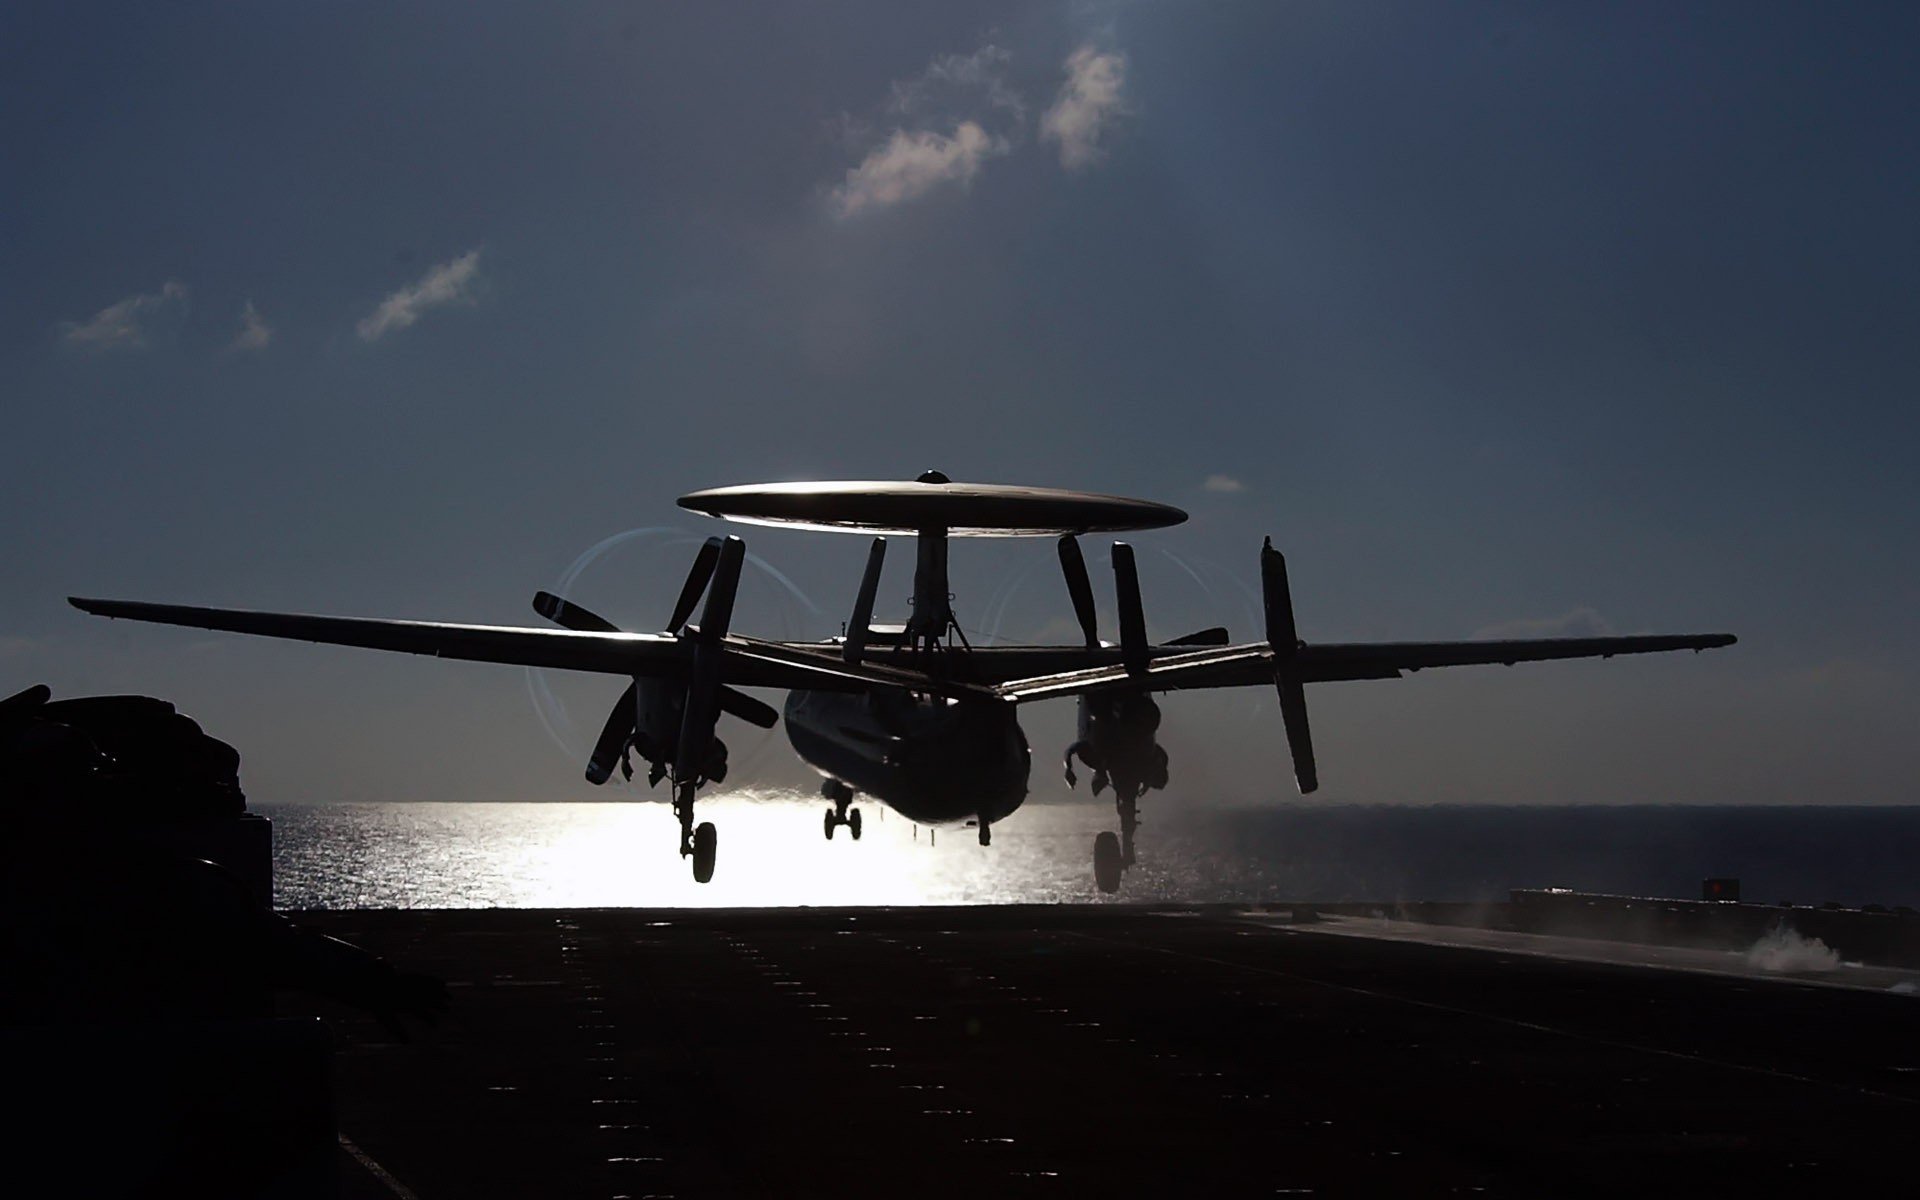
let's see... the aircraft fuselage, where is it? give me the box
[782,689,1029,826]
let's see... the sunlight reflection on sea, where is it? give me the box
[264,797,1920,911]
[269,793,1132,909]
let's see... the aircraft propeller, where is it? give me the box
[1057,535,1100,650]
[1058,535,1229,653]
[673,535,743,798]
[666,536,723,634]
[532,535,774,788]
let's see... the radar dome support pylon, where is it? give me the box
[677,471,1189,663]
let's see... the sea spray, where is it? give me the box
[1745,925,1841,973]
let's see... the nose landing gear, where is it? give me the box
[821,778,862,841]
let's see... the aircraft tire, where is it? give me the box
[824,807,836,840]
[692,821,718,883]
[848,809,862,840]
[1093,831,1123,894]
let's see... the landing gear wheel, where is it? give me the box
[823,780,858,843]
[691,821,718,883]
[1093,831,1123,894]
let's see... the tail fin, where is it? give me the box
[1262,538,1317,794]
[843,538,887,665]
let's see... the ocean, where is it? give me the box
[264,796,1920,911]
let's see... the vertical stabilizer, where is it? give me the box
[1262,538,1318,794]
[844,538,887,665]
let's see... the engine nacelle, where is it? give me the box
[621,679,728,787]
[1064,691,1169,799]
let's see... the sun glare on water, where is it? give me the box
[270,793,1103,909]
[496,795,1029,908]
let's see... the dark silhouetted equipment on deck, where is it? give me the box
[1,684,447,1198]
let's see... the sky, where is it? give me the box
[3,2,1917,808]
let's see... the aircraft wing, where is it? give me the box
[994,633,1738,702]
[67,597,978,696]
[722,635,998,700]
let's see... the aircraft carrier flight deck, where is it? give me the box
[290,904,1917,1198]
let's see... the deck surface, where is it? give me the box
[288,906,1919,1198]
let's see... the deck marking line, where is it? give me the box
[340,1134,423,1200]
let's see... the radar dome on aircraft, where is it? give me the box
[675,474,1189,537]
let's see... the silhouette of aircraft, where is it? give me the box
[71,472,1735,890]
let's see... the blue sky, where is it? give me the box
[4,2,1916,805]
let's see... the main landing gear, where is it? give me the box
[822,778,862,841]
[676,781,718,883]
[1092,787,1144,895]
[1069,740,1163,893]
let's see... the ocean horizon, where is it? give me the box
[263,798,1920,912]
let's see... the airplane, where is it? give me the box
[69,472,1736,891]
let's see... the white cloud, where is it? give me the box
[226,300,272,353]
[830,39,1030,219]
[1040,46,1129,169]
[889,44,1024,119]
[1203,474,1246,494]
[60,281,189,352]
[1472,607,1615,641]
[833,122,1008,218]
[356,249,483,341]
